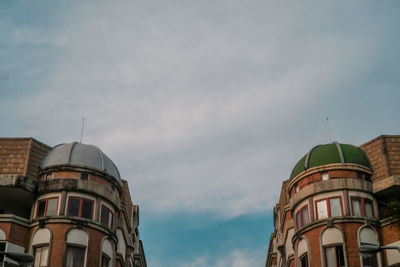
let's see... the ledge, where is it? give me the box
[0,174,37,193]
[290,179,372,210]
[0,214,31,227]
[38,179,120,208]
[373,175,400,196]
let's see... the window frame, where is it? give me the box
[296,205,310,229]
[36,197,59,218]
[299,252,309,267]
[100,205,114,228]
[33,245,50,267]
[0,242,5,264]
[350,197,374,218]
[66,197,94,220]
[323,244,345,267]
[315,197,343,220]
[65,244,86,267]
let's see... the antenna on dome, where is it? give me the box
[80,118,85,143]
[326,117,332,143]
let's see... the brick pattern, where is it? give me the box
[0,138,49,179]
[26,139,50,180]
[0,139,30,175]
[361,135,400,181]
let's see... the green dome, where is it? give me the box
[290,142,371,180]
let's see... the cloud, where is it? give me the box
[2,0,400,218]
[174,249,266,267]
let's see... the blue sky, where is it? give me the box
[1,1,400,266]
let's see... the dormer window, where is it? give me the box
[80,172,89,180]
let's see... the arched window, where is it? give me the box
[117,229,126,260]
[65,228,88,267]
[298,238,309,267]
[32,228,52,267]
[101,239,113,267]
[321,227,345,267]
[359,227,379,267]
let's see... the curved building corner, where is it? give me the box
[266,136,400,267]
[0,138,147,267]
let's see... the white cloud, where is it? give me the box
[2,0,396,218]
[176,249,266,267]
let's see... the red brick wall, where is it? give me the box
[361,135,400,181]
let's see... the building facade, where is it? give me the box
[266,135,400,267]
[0,138,147,267]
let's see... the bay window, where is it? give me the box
[315,197,343,220]
[351,197,374,218]
[34,246,49,267]
[324,245,345,267]
[37,197,58,218]
[300,253,309,267]
[65,245,85,267]
[296,205,310,229]
[100,205,114,228]
[67,197,94,220]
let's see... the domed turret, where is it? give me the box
[290,142,371,180]
[40,142,121,182]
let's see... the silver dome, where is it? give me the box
[41,142,121,181]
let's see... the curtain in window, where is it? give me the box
[317,201,328,219]
[365,201,373,218]
[352,199,362,216]
[65,246,85,267]
[329,198,342,217]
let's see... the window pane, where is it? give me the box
[34,249,41,267]
[66,246,85,267]
[81,200,93,219]
[0,242,6,263]
[352,198,362,216]
[335,245,345,266]
[40,246,49,267]
[296,212,302,228]
[37,200,46,217]
[68,198,80,217]
[317,200,328,219]
[301,254,309,267]
[330,198,342,217]
[101,205,109,226]
[302,206,309,225]
[46,198,58,216]
[325,247,336,267]
[365,201,374,218]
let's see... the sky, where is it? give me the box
[1,0,400,266]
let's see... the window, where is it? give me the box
[322,172,329,181]
[67,197,94,219]
[300,253,309,267]
[37,198,58,218]
[315,197,343,220]
[0,242,5,264]
[65,245,85,267]
[295,184,300,193]
[296,206,310,229]
[34,246,49,267]
[360,243,378,267]
[45,173,53,180]
[102,253,110,267]
[100,205,114,228]
[80,172,89,180]
[324,245,345,267]
[351,197,374,218]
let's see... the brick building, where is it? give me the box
[0,138,147,267]
[266,135,400,267]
